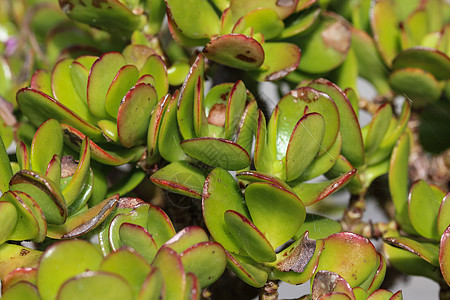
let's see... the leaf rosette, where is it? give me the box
[16,48,174,166]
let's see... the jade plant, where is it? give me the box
[0,0,449,299]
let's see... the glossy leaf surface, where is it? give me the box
[10,170,67,225]
[408,180,443,240]
[370,0,400,67]
[392,47,450,80]
[316,232,378,287]
[59,0,141,34]
[225,252,269,288]
[180,241,227,287]
[117,83,157,148]
[166,0,220,39]
[285,113,325,181]
[296,14,351,73]
[308,79,364,167]
[61,124,141,165]
[1,282,40,300]
[251,42,301,81]
[203,34,265,70]
[105,65,139,118]
[276,87,339,158]
[57,271,134,300]
[389,68,441,108]
[119,223,158,264]
[181,137,251,170]
[87,52,126,119]
[37,240,103,300]
[224,210,276,262]
[384,236,439,266]
[100,248,151,297]
[245,182,305,248]
[47,194,118,239]
[202,168,249,254]
[16,88,104,142]
[152,247,186,300]
[150,161,205,199]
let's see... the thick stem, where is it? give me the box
[440,283,450,300]
[259,280,279,300]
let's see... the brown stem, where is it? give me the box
[440,283,450,300]
[341,192,398,238]
[259,280,279,300]
[341,193,365,232]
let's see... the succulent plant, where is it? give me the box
[16,48,171,167]
[0,119,117,247]
[345,0,450,154]
[1,0,449,299]
[382,130,450,288]
[149,53,260,198]
[1,196,227,299]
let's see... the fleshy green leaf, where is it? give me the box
[0,136,12,193]
[316,232,378,287]
[105,65,139,119]
[178,54,205,140]
[275,87,339,158]
[225,251,269,288]
[294,14,351,73]
[59,0,142,34]
[150,161,205,199]
[152,247,186,300]
[164,226,209,254]
[370,0,401,67]
[165,0,220,39]
[0,244,42,281]
[61,124,142,166]
[272,237,324,285]
[364,103,393,155]
[285,112,325,181]
[389,68,441,108]
[294,214,342,240]
[137,268,163,300]
[308,79,364,167]
[245,182,305,248]
[10,170,67,225]
[440,225,450,286]
[37,240,103,300]
[0,201,17,244]
[1,282,40,300]
[232,8,284,39]
[224,210,276,262]
[180,241,227,287]
[384,236,439,266]
[392,47,450,81]
[57,271,134,300]
[100,248,151,297]
[47,194,118,239]
[52,58,97,124]
[158,92,187,162]
[250,42,301,81]
[202,168,250,254]
[408,180,443,241]
[139,55,168,100]
[87,52,126,119]
[290,169,356,206]
[117,83,157,148]
[119,223,158,264]
[181,137,251,170]
[203,34,265,70]
[16,88,104,142]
